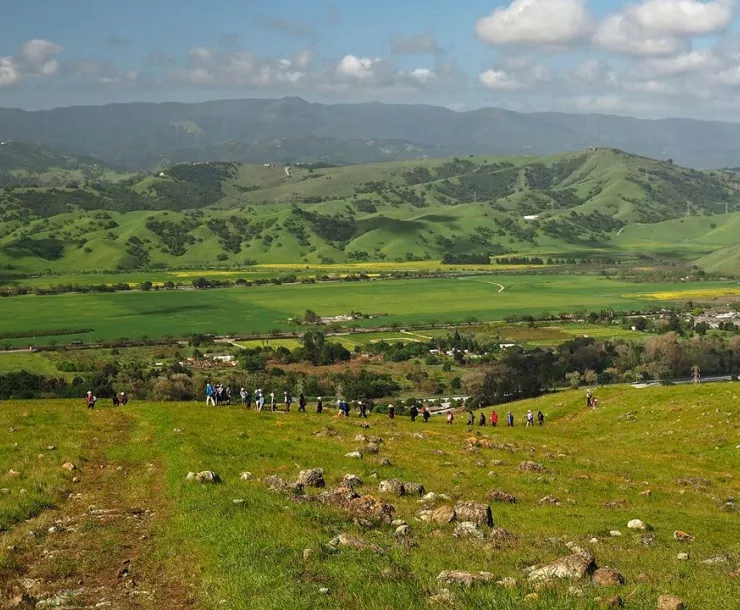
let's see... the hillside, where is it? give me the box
[1,148,740,273]
[5,97,740,169]
[1,386,738,609]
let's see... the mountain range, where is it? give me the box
[3,97,740,170]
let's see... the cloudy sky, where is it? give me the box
[2,0,740,120]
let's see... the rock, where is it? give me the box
[425,505,457,524]
[436,570,495,587]
[524,593,539,601]
[538,495,561,506]
[7,593,37,609]
[487,490,516,504]
[394,524,411,537]
[61,462,76,471]
[519,461,546,473]
[328,533,380,552]
[593,567,625,586]
[673,530,694,542]
[345,451,363,459]
[603,595,624,608]
[453,521,485,540]
[702,555,728,565]
[528,552,596,582]
[380,458,392,466]
[391,519,407,527]
[342,474,363,488]
[264,475,304,495]
[412,433,425,440]
[8,469,21,477]
[641,534,656,547]
[364,443,380,454]
[657,595,685,610]
[1,488,10,494]
[497,577,517,588]
[194,471,221,484]
[303,548,313,561]
[355,434,367,442]
[232,499,246,505]
[676,553,689,561]
[240,472,253,481]
[639,489,652,497]
[430,449,445,456]
[568,586,585,597]
[297,468,325,488]
[72,477,80,483]
[317,487,395,524]
[186,472,196,481]
[454,501,493,527]
[609,531,622,537]
[604,499,628,509]
[627,519,647,530]
[403,482,426,497]
[379,479,405,496]
[490,527,516,545]
[319,588,329,595]
[420,492,440,503]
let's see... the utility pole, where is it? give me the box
[691,365,701,384]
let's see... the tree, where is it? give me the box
[139,281,153,291]
[565,371,582,388]
[303,309,321,325]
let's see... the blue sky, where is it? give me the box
[2,0,739,119]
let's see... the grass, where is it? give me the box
[1,275,740,346]
[0,384,738,608]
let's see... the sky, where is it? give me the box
[2,0,740,120]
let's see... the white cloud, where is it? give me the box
[636,49,721,78]
[479,59,550,92]
[335,55,383,81]
[594,14,689,56]
[479,69,527,91]
[0,39,63,88]
[475,0,593,47]
[626,0,734,36]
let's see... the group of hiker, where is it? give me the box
[85,390,128,409]
[586,390,599,408]
[461,408,544,427]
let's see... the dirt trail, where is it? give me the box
[0,410,195,609]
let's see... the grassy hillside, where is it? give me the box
[1,148,740,273]
[0,385,738,609]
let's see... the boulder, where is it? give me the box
[528,552,596,582]
[364,443,380,454]
[604,499,628,509]
[379,479,406,496]
[609,531,622,537]
[8,470,21,477]
[380,458,392,466]
[627,519,647,530]
[403,482,426,497]
[497,577,517,588]
[61,462,76,471]
[673,530,694,542]
[453,521,485,540]
[603,595,624,608]
[487,490,516,504]
[355,434,368,442]
[490,527,517,545]
[7,593,37,610]
[317,487,395,524]
[592,567,625,586]
[297,468,326,488]
[538,496,561,506]
[394,524,411,537]
[676,553,689,561]
[657,595,685,610]
[345,451,363,459]
[195,471,221,484]
[454,501,493,527]
[436,570,495,587]
[519,461,546,473]
[342,474,363,488]
[328,533,381,553]
[429,505,457,524]
[264,475,303,495]
[240,472,253,481]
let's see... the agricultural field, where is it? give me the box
[1,275,739,347]
[1,384,738,609]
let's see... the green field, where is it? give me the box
[1,275,739,346]
[1,385,738,609]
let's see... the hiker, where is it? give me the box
[270,392,276,412]
[225,386,232,405]
[359,400,368,419]
[240,387,248,408]
[592,397,599,408]
[86,391,97,409]
[526,410,534,427]
[479,412,486,426]
[409,403,419,422]
[284,391,292,412]
[112,394,120,407]
[507,411,514,427]
[388,404,395,420]
[446,411,454,425]
[254,388,263,411]
[586,390,592,407]
[120,392,128,406]
[316,396,323,414]
[467,410,475,426]
[205,383,216,406]
[422,406,430,422]
[537,410,544,426]
[298,393,307,412]
[491,410,498,427]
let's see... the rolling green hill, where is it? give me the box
[2,147,740,273]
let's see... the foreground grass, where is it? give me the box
[1,385,739,608]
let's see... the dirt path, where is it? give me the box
[457,277,505,292]
[0,411,195,609]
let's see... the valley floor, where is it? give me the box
[1,385,739,609]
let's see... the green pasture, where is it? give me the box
[1,275,738,346]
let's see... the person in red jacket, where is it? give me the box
[490,410,498,427]
[86,391,97,409]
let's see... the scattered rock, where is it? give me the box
[186,472,196,481]
[232,499,246,506]
[380,458,392,466]
[568,586,585,597]
[627,519,647,530]
[524,593,539,601]
[72,476,80,483]
[8,469,21,477]
[454,501,493,527]
[379,479,405,496]
[702,555,729,565]
[194,471,221,484]
[497,577,517,588]
[609,531,622,537]
[673,530,694,542]
[342,474,363,488]
[403,482,426,497]
[7,593,37,609]
[519,461,546,473]
[264,475,303,495]
[675,476,711,490]
[436,570,495,587]
[593,567,625,586]
[394,524,411,537]
[364,443,380,454]
[420,492,441,503]
[420,505,457,524]
[641,534,656,546]
[345,451,363,459]
[487,490,516,504]
[428,589,455,607]
[317,486,395,524]
[412,433,425,440]
[453,521,485,540]
[657,595,685,610]
[603,595,624,608]
[303,548,312,561]
[430,449,445,456]
[328,533,381,553]
[0,488,10,494]
[355,434,367,442]
[528,552,596,582]
[489,527,516,545]
[61,462,76,471]
[240,472,253,481]
[297,468,326,488]
[490,459,505,466]
[639,489,652,497]
[538,495,561,506]
[676,553,689,561]
[319,587,329,595]
[604,499,628,509]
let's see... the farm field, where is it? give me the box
[0,385,738,609]
[1,275,739,347]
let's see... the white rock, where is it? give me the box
[609,531,622,537]
[627,519,647,530]
[345,451,363,459]
[240,472,253,481]
[677,553,690,561]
